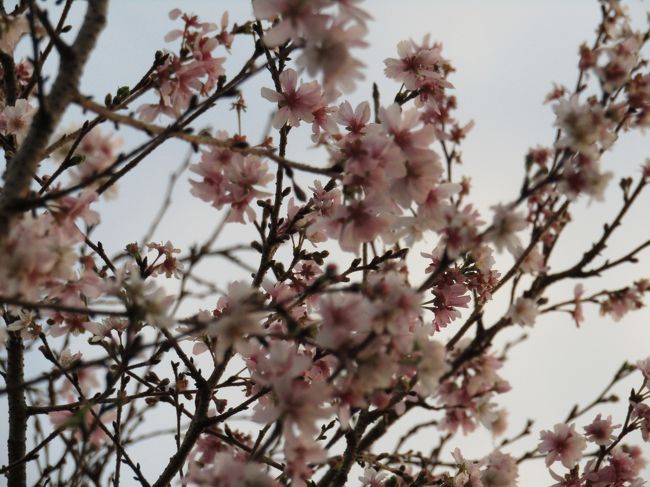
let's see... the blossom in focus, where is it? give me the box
[538,423,587,468]
[337,100,371,136]
[190,143,274,224]
[380,103,437,160]
[261,69,322,128]
[147,241,184,279]
[384,38,450,92]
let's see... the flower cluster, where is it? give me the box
[137,10,231,121]
[189,132,275,223]
[1,1,650,486]
[254,0,369,96]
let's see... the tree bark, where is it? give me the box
[6,333,26,487]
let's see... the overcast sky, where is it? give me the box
[2,1,650,485]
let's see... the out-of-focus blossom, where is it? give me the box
[507,297,539,327]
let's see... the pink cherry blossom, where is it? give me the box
[584,414,618,445]
[636,357,650,388]
[253,0,330,47]
[261,69,322,128]
[584,446,645,486]
[487,204,528,255]
[380,103,437,159]
[633,403,650,441]
[384,38,448,91]
[390,156,443,208]
[539,423,587,468]
[558,153,613,201]
[553,96,615,155]
[208,282,267,360]
[599,285,644,321]
[337,100,371,136]
[316,292,372,349]
[332,196,394,253]
[283,431,327,487]
[572,283,585,327]
[298,18,367,96]
[481,451,519,487]
[0,99,36,142]
[414,335,448,395]
[507,297,539,327]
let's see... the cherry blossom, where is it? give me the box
[1,3,650,486]
[261,69,322,128]
[380,103,437,159]
[184,451,278,487]
[316,292,372,349]
[298,18,367,96]
[584,414,618,446]
[331,196,394,253]
[253,0,330,47]
[359,466,390,486]
[539,423,587,468]
[481,451,519,487]
[553,96,615,155]
[507,297,539,327]
[487,204,528,255]
[572,284,585,327]
[337,100,370,136]
[415,334,448,395]
[384,38,449,92]
[208,282,267,360]
[190,146,274,223]
[583,446,646,486]
[636,356,650,388]
[633,402,650,441]
[0,99,35,142]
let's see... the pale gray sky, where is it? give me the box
[2,1,650,485]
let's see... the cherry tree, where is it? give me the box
[1,0,650,486]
